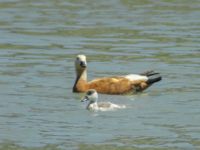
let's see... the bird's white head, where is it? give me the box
[75,55,87,71]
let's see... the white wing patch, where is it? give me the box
[124,74,148,81]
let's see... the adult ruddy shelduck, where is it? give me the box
[81,89,126,111]
[73,55,162,95]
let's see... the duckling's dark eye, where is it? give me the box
[87,91,92,95]
[76,57,80,61]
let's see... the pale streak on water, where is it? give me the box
[0,0,200,150]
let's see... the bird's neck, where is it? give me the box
[87,102,98,110]
[79,69,87,81]
[73,69,88,92]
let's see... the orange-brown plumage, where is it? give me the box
[73,55,162,95]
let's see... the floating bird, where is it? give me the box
[81,89,126,111]
[73,55,162,95]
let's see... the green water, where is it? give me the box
[0,0,200,150]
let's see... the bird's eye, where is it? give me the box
[87,91,91,95]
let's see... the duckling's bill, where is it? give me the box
[81,96,89,102]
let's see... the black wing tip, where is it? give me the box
[140,70,160,77]
[147,76,162,85]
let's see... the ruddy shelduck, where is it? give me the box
[73,55,162,95]
[81,89,126,111]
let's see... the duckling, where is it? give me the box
[81,89,126,111]
[73,54,162,95]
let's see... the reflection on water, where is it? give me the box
[0,0,200,149]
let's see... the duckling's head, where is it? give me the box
[81,89,98,103]
[75,55,87,73]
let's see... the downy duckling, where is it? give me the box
[81,89,126,111]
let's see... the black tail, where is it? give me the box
[140,70,159,77]
[146,75,162,85]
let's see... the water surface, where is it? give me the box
[0,0,200,150]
